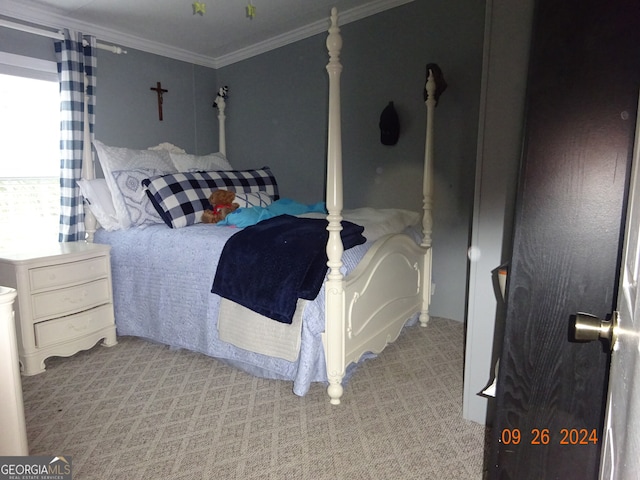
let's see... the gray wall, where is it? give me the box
[218,0,486,321]
[1,1,486,322]
[96,50,218,154]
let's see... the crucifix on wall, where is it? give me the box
[150,82,168,121]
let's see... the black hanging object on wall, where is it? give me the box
[424,63,447,105]
[379,101,400,146]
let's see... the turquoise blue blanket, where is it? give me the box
[217,198,327,227]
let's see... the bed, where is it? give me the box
[79,8,439,405]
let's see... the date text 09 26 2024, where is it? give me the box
[500,428,598,446]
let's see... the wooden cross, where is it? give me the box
[150,82,168,121]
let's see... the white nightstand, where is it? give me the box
[0,242,117,375]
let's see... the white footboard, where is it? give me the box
[343,234,429,366]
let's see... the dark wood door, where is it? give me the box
[491,0,640,478]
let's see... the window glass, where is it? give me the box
[0,62,60,250]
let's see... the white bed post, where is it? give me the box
[420,71,436,327]
[323,7,346,405]
[82,76,97,243]
[215,94,227,157]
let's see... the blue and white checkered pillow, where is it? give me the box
[233,191,273,208]
[142,167,279,228]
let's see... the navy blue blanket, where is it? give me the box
[212,214,366,324]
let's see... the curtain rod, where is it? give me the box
[0,18,127,54]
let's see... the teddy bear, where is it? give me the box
[201,189,239,223]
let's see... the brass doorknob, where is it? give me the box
[573,312,618,350]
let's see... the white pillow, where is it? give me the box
[94,140,177,228]
[169,152,232,172]
[148,142,186,154]
[77,178,120,231]
[343,208,421,242]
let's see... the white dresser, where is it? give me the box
[0,242,117,375]
[0,286,28,455]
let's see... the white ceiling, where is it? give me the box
[1,0,413,67]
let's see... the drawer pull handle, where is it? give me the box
[68,322,89,332]
[63,291,89,304]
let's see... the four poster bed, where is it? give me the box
[80,8,438,404]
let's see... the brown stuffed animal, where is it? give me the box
[201,189,239,223]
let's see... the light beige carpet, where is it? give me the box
[21,317,487,479]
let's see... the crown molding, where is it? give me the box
[1,0,414,69]
[213,0,415,68]
[0,0,219,67]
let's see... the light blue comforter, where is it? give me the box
[95,222,370,396]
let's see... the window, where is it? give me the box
[0,53,60,249]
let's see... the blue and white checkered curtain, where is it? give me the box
[55,30,97,242]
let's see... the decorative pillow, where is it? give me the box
[76,178,120,231]
[169,152,232,172]
[233,191,273,209]
[142,167,279,228]
[93,140,177,228]
[111,169,165,227]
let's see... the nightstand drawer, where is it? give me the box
[34,304,114,348]
[31,278,111,321]
[29,256,110,292]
